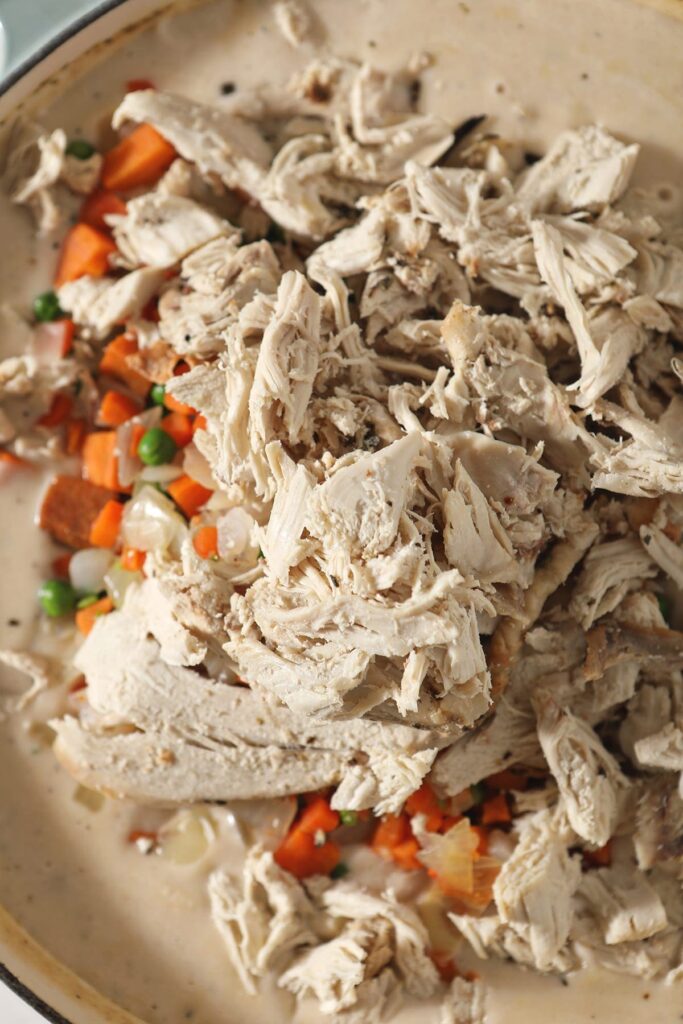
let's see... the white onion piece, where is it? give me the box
[30,323,71,365]
[139,464,183,483]
[417,888,461,954]
[69,548,114,593]
[182,442,216,489]
[122,485,187,555]
[227,797,297,851]
[159,808,216,865]
[116,407,162,488]
[487,829,516,862]
[104,562,142,608]
[217,507,257,561]
[73,784,104,813]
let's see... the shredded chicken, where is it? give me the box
[6,42,683,1022]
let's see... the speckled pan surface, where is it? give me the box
[1,2,683,1023]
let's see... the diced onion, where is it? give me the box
[104,562,142,608]
[217,507,257,561]
[417,887,461,954]
[116,407,162,488]
[139,464,184,483]
[228,797,297,850]
[30,322,70,365]
[122,485,187,555]
[69,547,114,593]
[73,784,105,812]
[159,808,216,865]
[182,442,216,489]
[417,819,480,893]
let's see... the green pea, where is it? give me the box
[657,594,671,623]
[149,383,166,406]
[33,290,63,322]
[339,810,358,827]
[66,138,96,160]
[330,862,349,880]
[137,427,177,466]
[38,580,77,618]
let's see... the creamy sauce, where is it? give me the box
[1,1,683,1021]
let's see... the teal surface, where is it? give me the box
[0,0,106,78]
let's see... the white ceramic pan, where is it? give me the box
[0,2,682,1022]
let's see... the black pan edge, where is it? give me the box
[0,961,74,1024]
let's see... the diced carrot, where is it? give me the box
[0,450,28,467]
[127,829,158,844]
[98,389,141,427]
[193,414,208,434]
[485,769,529,792]
[80,189,127,233]
[480,793,511,826]
[120,546,146,572]
[583,841,612,869]
[54,223,117,287]
[127,423,146,458]
[430,951,458,983]
[161,411,193,448]
[371,813,411,855]
[625,497,658,532]
[127,831,158,847]
[274,828,341,879]
[664,520,683,544]
[82,431,121,491]
[68,675,87,694]
[391,837,422,871]
[52,552,73,579]
[126,78,156,93]
[60,318,76,355]
[0,450,30,482]
[439,815,463,834]
[101,124,176,191]
[164,391,195,416]
[99,335,151,398]
[141,298,160,322]
[89,498,125,549]
[37,392,73,428]
[65,418,87,455]
[75,596,114,636]
[430,950,462,983]
[193,525,218,559]
[39,475,114,549]
[470,825,490,855]
[167,475,213,518]
[298,796,340,836]
[405,781,443,832]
